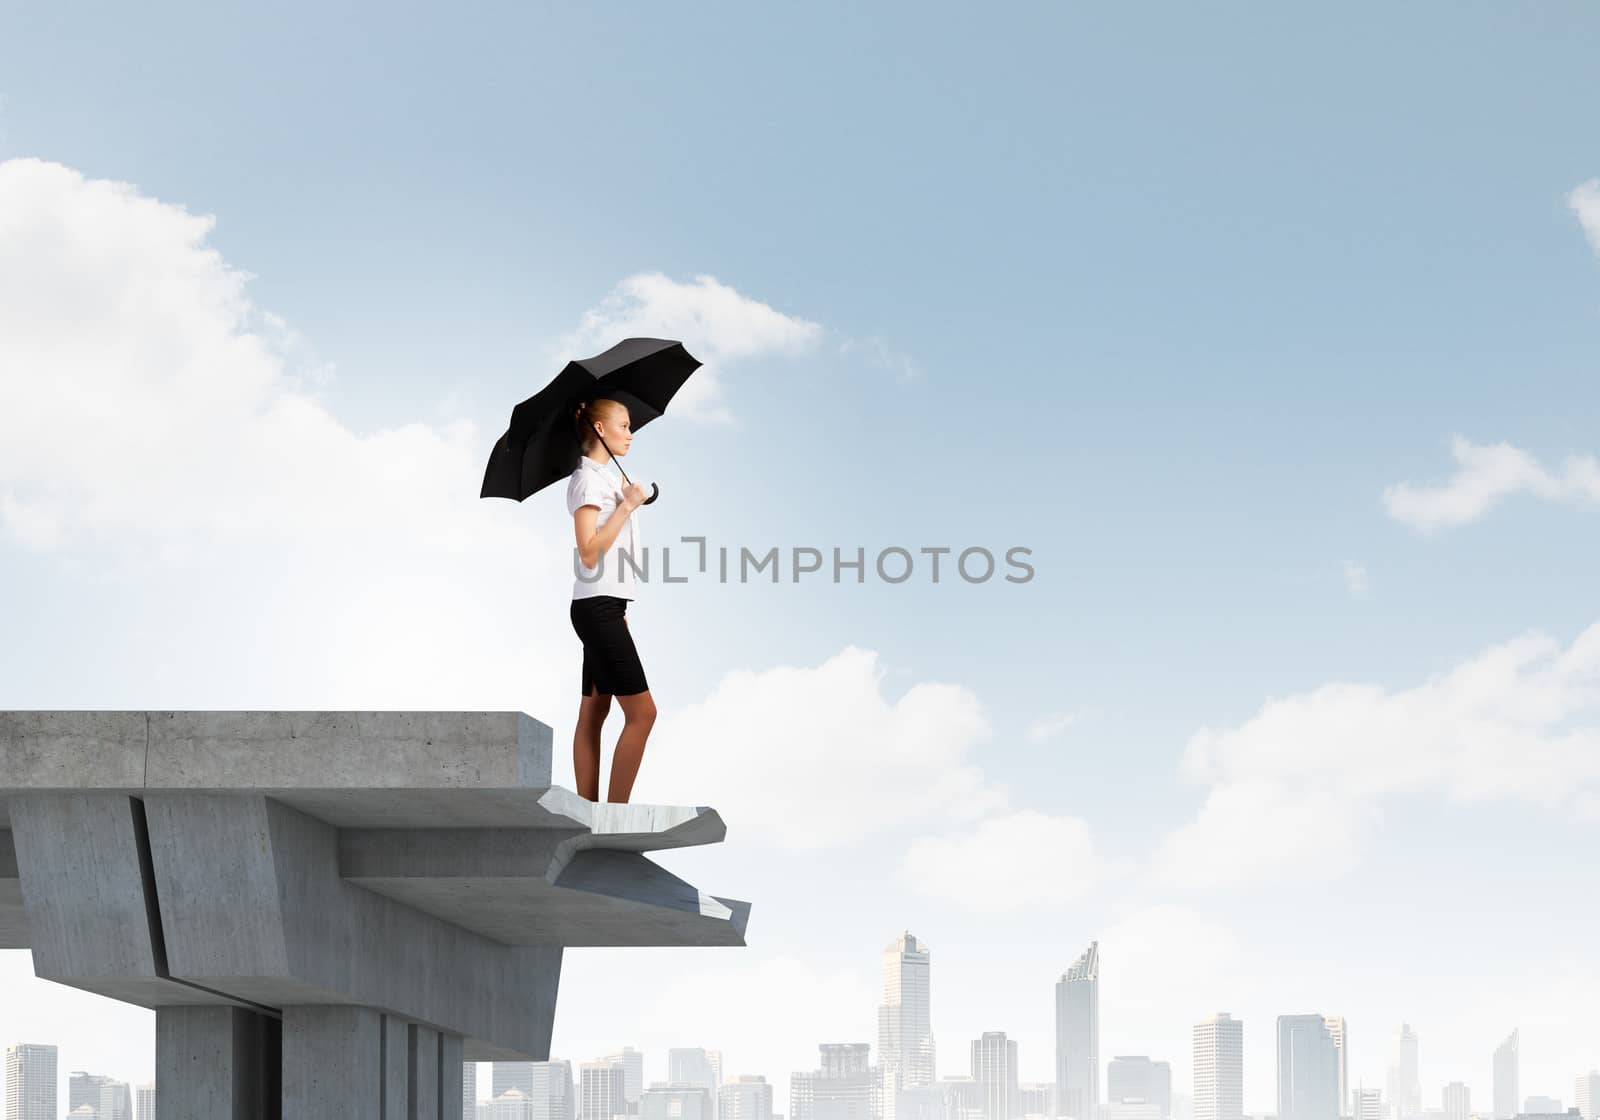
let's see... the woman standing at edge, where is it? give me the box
[567,398,657,803]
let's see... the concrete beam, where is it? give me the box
[0,711,556,827]
[145,793,564,1060]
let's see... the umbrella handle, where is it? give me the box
[643,482,660,505]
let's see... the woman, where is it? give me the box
[567,397,657,803]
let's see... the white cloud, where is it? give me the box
[646,645,1009,851]
[0,157,583,712]
[1342,559,1369,598]
[1152,778,1376,889]
[1569,177,1600,257]
[837,335,920,382]
[1155,621,1600,888]
[1381,435,1600,530]
[901,808,1100,911]
[1024,709,1082,743]
[1098,903,1248,1048]
[550,271,824,426]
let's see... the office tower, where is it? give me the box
[494,1088,538,1120]
[497,1061,577,1120]
[897,1084,946,1120]
[1056,943,1100,1120]
[1108,1057,1172,1120]
[1494,1032,1519,1120]
[603,1049,645,1115]
[1194,1015,1243,1120]
[466,1063,479,1119]
[1385,1027,1420,1120]
[1277,1015,1339,1120]
[6,1044,59,1120]
[674,1051,724,1120]
[1356,1089,1383,1120]
[1576,1073,1599,1120]
[643,1085,716,1120]
[721,1075,774,1120]
[881,932,937,1120]
[1020,1085,1057,1118]
[583,1061,628,1120]
[135,1082,155,1120]
[815,1045,874,1120]
[499,1064,538,1097]
[939,1076,986,1120]
[1323,1020,1348,1119]
[72,1070,129,1116]
[971,1032,1020,1120]
[1443,1083,1470,1120]
[793,1072,819,1120]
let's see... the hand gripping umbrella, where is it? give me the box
[480,337,702,504]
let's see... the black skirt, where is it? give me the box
[569,595,649,697]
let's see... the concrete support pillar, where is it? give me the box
[441,1035,464,1120]
[281,1007,464,1120]
[156,1005,280,1120]
[382,1014,410,1120]
[283,1006,383,1119]
[408,1023,440,1120]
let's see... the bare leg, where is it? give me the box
[606,689,658,803]
[573,689,613,802]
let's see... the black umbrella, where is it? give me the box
[480,337,702,503]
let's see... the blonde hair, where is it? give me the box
[573,398,627,453]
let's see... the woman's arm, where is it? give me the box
[573,485,650,568]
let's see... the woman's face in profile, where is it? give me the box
[596,407,633,455]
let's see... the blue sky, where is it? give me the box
[3,0,1600,1113]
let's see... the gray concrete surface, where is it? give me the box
[0,710,750,1119]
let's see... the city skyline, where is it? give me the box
[8,931,1595,1119]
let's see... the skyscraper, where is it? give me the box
[1443,1082,1470,1120]
[1493,1031,1519,1120]
[1323,1019,1348,1119]
[497,1061,577,1120]
[5,1044,58,1120]
[971,1032,1020,1120]
[1194,1015,1243,1120]
[1386,1026,1420,1120]
[494,1088,538,1120]
[880,932,936,1120]
[135,1082,155,1120]
[581,1061,627,1120]
[721,1075,775,1120]
[1108,1057,1172,1120]
[1575,1073,1599,1120]
[1056,942,1100,1120]
[605,1049,645,1115]
[672,1050,723,1120]
[1356,1088,1383,1120]
[1277,1015,1339,1120]
[466,1062,479,1120]
[815,1044,873,1120]
[643,1086,715,1120]
[792,1072,818,1120]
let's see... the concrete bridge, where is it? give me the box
[0,711,749,1119]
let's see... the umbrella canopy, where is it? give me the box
[480,337,701,502]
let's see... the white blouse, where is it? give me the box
[566,456,642,601]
